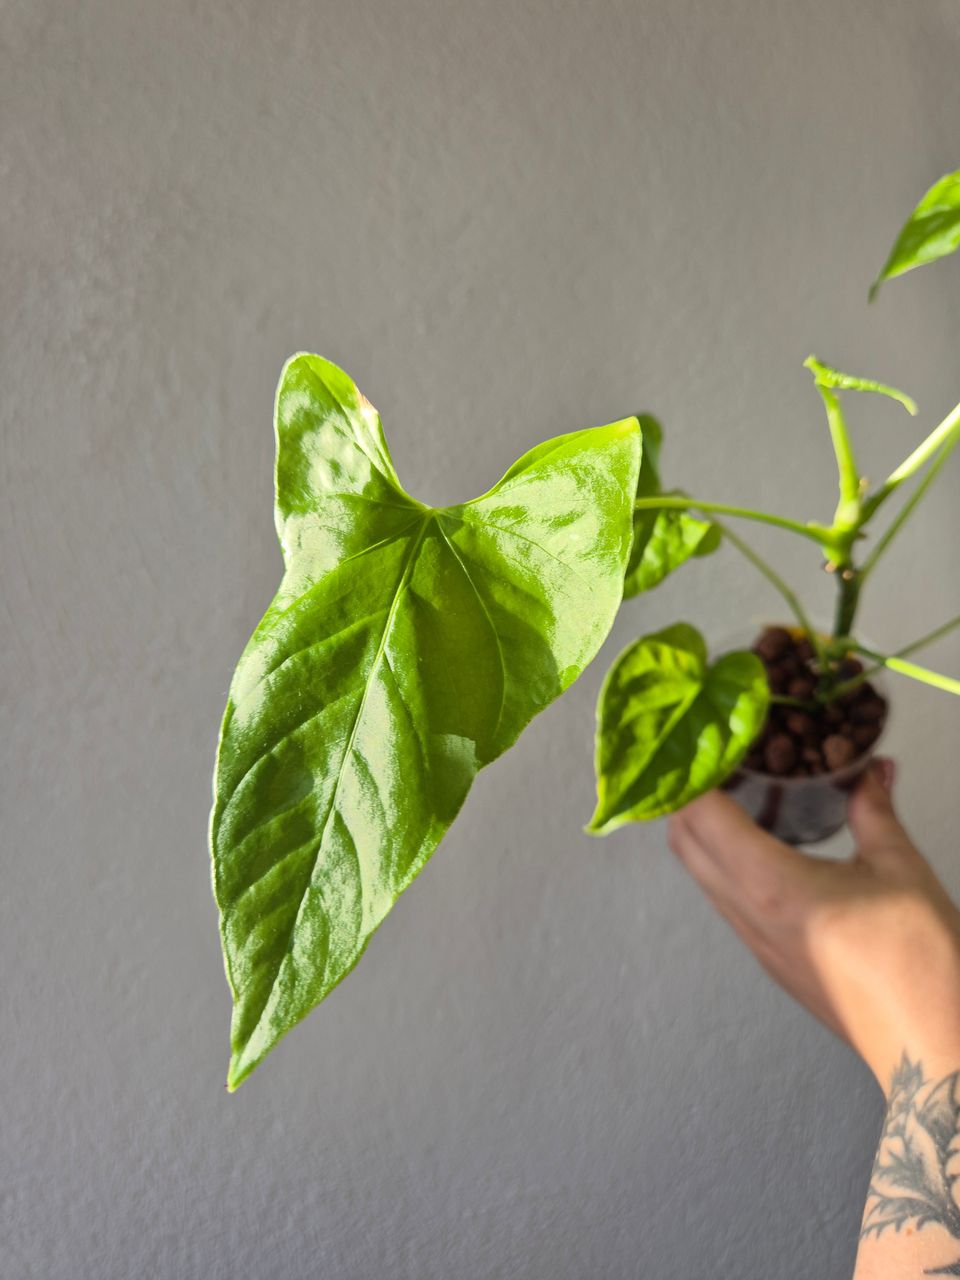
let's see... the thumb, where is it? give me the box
[848,757,907,857]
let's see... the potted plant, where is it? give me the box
[210,171,960,1087]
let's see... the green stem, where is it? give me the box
[833,570,862,640]
[770,693,818,710]
[815,383,861,511]
[860,427,960,579]
[890,613,960,661]
[858,650,960,697]
[831,618,960,699]
[632,496,829,546]
[862,398,960,519]
[707,517,828,669]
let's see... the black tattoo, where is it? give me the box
[861,1052,960,1275]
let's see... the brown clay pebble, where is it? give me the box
[766,668,788,694]
[851,696,886,725]
[787,676,816,701]
[823,734,857,771]
[755,627,792,662]
[764,733,798,775]
[838,657,864,681]
[786,711,816,738]
[747,627,889,779]
[852,723,882,749]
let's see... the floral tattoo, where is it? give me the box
[861,1053,960,1275]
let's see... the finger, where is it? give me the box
[847,758,913,865]
[668,812,772,945]
[669,816,850,1043]
[668,812,753,922]
[677,789,821,908]
[669,809,817,944]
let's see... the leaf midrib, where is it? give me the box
[600,675,702,823]
[435,516,507,748]
[234,513,433,1066]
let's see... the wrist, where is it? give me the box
[856,1049,960,1277]
[868,1031,960,1100]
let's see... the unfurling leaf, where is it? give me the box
[587,623,768,833]
[211,354,641,1087]
[803,356,918,416]
[871,169,960,300]
[624,414,720,596]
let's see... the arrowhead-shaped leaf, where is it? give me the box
[625,415,719,596]
[211,354,641,1087]
[871,169,960,299]
[587,623,768,833]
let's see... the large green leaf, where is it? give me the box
[870,169,960,300]
[624,414,719,596]
[587,623,768,833]
[211,354,641,1087]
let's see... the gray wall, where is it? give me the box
[4,2,960,1277]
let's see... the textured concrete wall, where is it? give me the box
[4,2,960,1276]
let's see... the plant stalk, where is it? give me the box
[632,496,829,546]
[854,647,960,697]
[831,614,960,700]
[860,426,960,579]
[815,383,861,512]
[707,517,828,669]
[862,398,960,519]
[832,569,862,640]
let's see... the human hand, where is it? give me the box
[667,760,960,1094]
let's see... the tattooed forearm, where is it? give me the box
[861,1053,960,1275]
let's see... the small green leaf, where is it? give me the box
[211,354,641,1087]
[803,356,918,416]
[693,521,723,558]
[587,624,769,833]
[624,415,719,596]
[871,170,960,300]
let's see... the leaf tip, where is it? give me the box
[584,796,618,835]
[226,1048,255,1093]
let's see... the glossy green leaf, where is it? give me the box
[587,623,769,833]
[803,356,918,416]
[870,170,960,300]
[211,354,641,1088]
[624,414,719,596]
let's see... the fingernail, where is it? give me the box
[873,757,895,792]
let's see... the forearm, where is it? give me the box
[853,1049,960,1279]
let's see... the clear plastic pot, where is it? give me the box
[719,622,889,846]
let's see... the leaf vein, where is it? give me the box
[236,516,432,1052]
[435,518,507,745]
